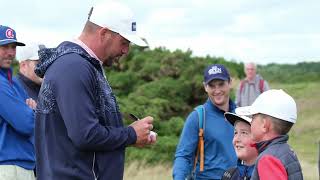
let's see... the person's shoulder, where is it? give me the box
[53,53,94,72]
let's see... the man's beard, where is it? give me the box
[102,55,121,67]
[0,58,14,69]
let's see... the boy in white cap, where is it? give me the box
[17,43,45,101]
[222,112,258,179]
[236,89,303,179]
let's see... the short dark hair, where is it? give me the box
[82,21,101,34]
[262,114,294,135]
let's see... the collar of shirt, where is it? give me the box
[72,38,103,66]
[72,38,107,78]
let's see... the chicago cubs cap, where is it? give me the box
[0,25,25,46]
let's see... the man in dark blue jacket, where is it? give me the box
[34,1,156,180]
[0,25,36,180]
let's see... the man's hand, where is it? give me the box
[26,98,37,110]
[130,116,157,147]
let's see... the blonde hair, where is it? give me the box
[82,21,101,34]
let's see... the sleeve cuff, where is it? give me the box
[126,126,137,146]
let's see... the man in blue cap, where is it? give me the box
[0,25,36,180]
[173,64,237,179]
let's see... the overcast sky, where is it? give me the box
[1,0,319,64]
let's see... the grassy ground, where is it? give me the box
[124,82,320,180]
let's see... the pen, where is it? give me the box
[129,113,140,121]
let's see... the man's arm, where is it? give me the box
[55,59,137,151]
[263,80,270,91]
[0,82,34,136]
[172,111,199,180]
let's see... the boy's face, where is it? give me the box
[250,114,265,142]
[204,79,231,107]
[233,121,258,165]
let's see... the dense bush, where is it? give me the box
[258,62,320,83]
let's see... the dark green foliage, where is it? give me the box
[258,62,320,83]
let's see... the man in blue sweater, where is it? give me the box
[34,1,156,180]
[173,64,237,179]
[0,25,36,180]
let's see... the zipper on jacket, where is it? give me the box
[92,152,98,180]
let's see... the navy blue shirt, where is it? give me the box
[17,72,40,101]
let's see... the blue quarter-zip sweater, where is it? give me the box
[34,41,137,180]
[0,68,35,170]
[173,99,237,180]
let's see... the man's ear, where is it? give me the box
[19,61,26,70]
[98,28,111,41]
[203,82,208,93]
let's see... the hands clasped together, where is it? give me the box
[130,116,157,147]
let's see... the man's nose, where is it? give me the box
[7,47,16,56]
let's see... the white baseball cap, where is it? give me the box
[224,112,252,126]
[17,43,46,62]
[236,89,297,123]
[88,1,147,47]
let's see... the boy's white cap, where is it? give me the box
[88,0,147,47]
[236,89,297,123]
[224,112,252,126]
[17,43,45,62]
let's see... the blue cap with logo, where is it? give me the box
[204,64,230,84]
[0,25,25,46]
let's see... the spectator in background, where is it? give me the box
[222,112,258,179]
[34,1,156,180]
[0,25,36,180]
[173,64,237,180]
[17,43,45,101]
[235,62,269,107]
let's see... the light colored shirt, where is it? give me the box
[72,38,106,78]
